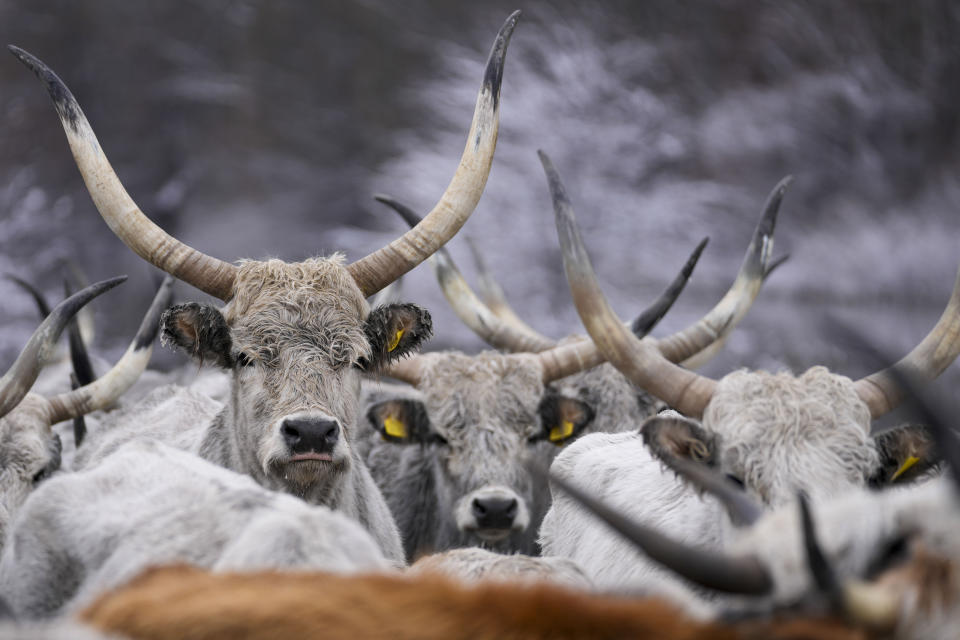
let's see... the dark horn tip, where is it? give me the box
[8,45,82,131]
[54,275,127,325]
[687,237,710,274]
[482,11,522,108]
[133,275,175,351]
[373,193,422,229]
[758,174,794,232]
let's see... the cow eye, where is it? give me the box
[235,352,255,367]
[865,533,911,579]
[725,474,745,489]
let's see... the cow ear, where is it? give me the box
[534,393,595,446]
[869,423,939,487]
[366,398,439,445]
[641,410,717,465]
[362,303,433,371]
[160,303,233,369]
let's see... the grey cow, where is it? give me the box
[0,440,391,619]
[358,179,787,561]
[0,276,170,546]
[539,149,960,593]
[7,10,521,563]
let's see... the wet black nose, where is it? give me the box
[472,496,518,530]
[282,418,340,454]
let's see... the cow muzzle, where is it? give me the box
[456,486,530,542]
[281,416,340,460]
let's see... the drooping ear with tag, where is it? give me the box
[160,303,234,369]
[366,398,438,445]
[362,303,433,371]
[534,393,595,446]
[641,410,717,466]
[869,423,939,486]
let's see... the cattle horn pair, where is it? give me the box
[381,230,705,386]
[8,9,520,300]
[545,149,960,419]
[377,173,789,383]
[0,275,172,424]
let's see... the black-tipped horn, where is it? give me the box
[375,192,555,353]
[44,275,174,424]
[347,11,520,296]
[9,45,238,300]
[631,237,708,337]
[0,276,127,418]
[540,149,717,409]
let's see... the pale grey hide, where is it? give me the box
[0,622,123,640]
[72,258,411,564]
[540,367,910,594]
[0,439,391,619]
[722,475,960,640]
[0,396,62,547]
[408,547,592,590]
[362,345,658,560]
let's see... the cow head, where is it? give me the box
[0,275,167,541]
[642,400,938,509]
[162,259,431,499]
[363,245,702,558]
[545,147,960,510]
[10,11,519,504]
[366,352,580,554]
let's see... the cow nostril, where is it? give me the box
[281,422,301,446]
[322,422,340,443]
[471,496,519,530]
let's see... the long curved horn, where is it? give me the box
[374,194,554,352]
[347,11,520,296]
[9,46,238,300]
[466,236,553,341]
[656,176,792,367]
[540,150,717,415]
[44,275,174,423]
[537,234,706,382]
[0,276,127,418]
[540,463,773,595]
[853,266,960,418]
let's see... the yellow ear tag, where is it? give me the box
[387,328,405,352]
[891,455,920,481]
[549,420,575,444]
[383,415,407,439]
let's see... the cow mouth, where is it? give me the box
[471,527,514,543]
[289,452,333,463]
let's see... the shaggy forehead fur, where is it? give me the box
[417,351,544,489]
[0,395,57,542]
[704,366,877,505]
[222,255,370,416]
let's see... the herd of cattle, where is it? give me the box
[1,10,958,639]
